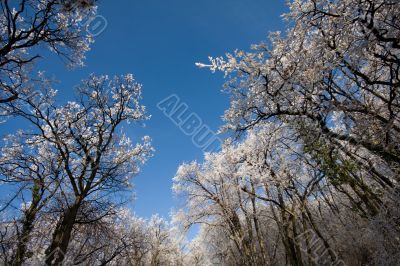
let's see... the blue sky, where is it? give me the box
[2,0,287,220]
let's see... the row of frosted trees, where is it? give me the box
[176,0,400,265]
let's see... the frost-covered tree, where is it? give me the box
[144,214,185,266]
[0,74,152,265]
[174,124,335,265]
[198,0,399,184]
[0,0,96,113]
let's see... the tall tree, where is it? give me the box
[6,74,152,265]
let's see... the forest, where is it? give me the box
[0,0,399,265]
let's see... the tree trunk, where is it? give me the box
[13,181,42,266]
[45,200,81,265]
[12,206,37,266]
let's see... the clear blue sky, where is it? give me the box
[2,0,287,220]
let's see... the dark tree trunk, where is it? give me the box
[12,182,42,266]
[45,201,80,265]
[12,206,37,266]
